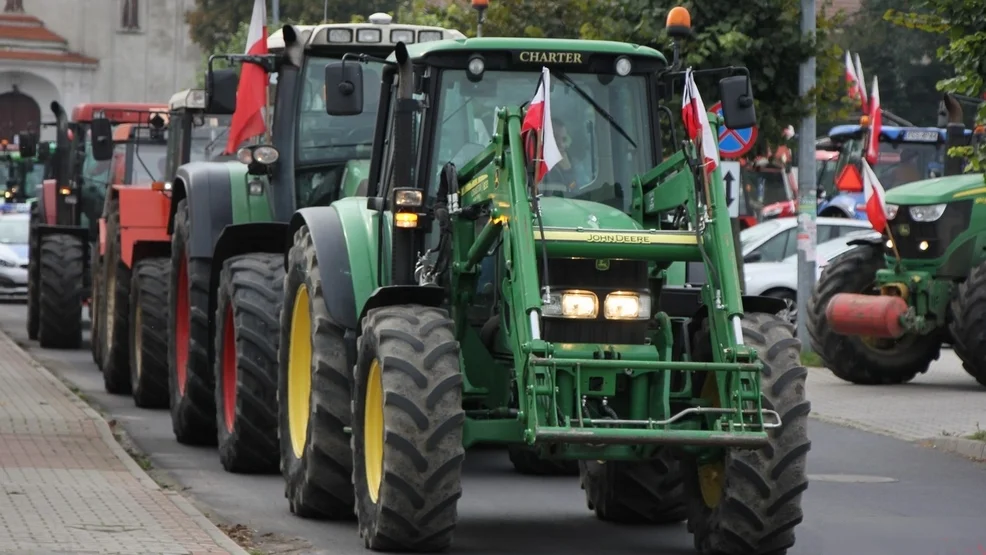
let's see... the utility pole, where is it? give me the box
[271,0,280,28]
[796,0,817,347]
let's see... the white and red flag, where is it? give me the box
[844,51,862,107]
[225,0,269,154]
[865,76,882,166]
[861,159,888,233]
[681,68,719,175]
[521,67,563,184]
[854,52,869,111]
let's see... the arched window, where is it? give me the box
[121,0,140,31]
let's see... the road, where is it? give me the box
[1,301,984,555]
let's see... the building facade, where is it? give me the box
[0,0,202,141]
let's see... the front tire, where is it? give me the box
[129,257,170,408]
[352,305,465,552]
[26,206,40,340]
[949,261,986,388]
[37,233,84,349]
[279,226,356,518]
[806,244,940,384]
[168,199,216,445]
[101,202,132,394]
[214,253,283,474]
[685,313,811,554]
[579,448,686,524]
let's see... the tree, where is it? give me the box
[399,0,849,151]
[836,0,950,126]
[887,0,986,172]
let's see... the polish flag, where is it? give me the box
[854,53,869,111]
[225,0,268,154]
[681,68,719,175]
[844,51,862,105]
[861,159,888,233]
[521,67,563,184]
[865,77,882,166]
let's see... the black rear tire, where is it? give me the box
[168,199,216,445]
[90,246,103,365]
[685,313,811,554]
[278,225,356,519]
[214,253,283,474]
[129,257,170,408]
[949,261,986,388]
[352,304,464,552]
[101,200,131,394]
[806,244,940,384]
[26,204,40,340]
[37,233,83,349]
[579,448,686,524]
[507,445,579,476]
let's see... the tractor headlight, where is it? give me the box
[603,291,651,320]
[909,203,946,222]
[614,56,632,76]
[542,289,598,319]
[253,146,279,164]
[885,203,899,220]
[393,188,423,207]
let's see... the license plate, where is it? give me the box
[902,130,939,142]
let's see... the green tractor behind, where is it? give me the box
[279,8,811,553]
[808,93,986,386]
[1,132,52,204]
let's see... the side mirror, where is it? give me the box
[743,252,763,264]
[719,75,756,130]
[207,68,239,115]
[90,117,115,161]
[37,141,52,163]
[16,133,38,158]
[324,62,364,116]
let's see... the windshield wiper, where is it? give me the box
[203,127,231,159]
[552,70,637,149]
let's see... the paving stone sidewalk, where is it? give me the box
[807,349,986,442]
[0,331,248,555]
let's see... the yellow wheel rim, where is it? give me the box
[364,358,384,504]
[287,284,312,459]
[698,373,725,508]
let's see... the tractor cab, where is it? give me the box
[166,88,235,177]
[1,134,51,203]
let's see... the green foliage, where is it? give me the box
[887,0,986,173]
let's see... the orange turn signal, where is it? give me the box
[394,212,418,228]
[151,181,166,191]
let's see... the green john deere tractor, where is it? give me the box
[165,16,466,476]
[808,93,986,387]
[278,14,811,554]
[1,132,52,204]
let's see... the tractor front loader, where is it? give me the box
[165,16,467,479]
[27,102,119,349]
[281,9,810,553]
[808,93,986,386]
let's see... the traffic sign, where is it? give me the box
[720,160,740,217]
[711,101,758,159]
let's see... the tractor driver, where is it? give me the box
[889,147,923,186]
[542,119,591,193]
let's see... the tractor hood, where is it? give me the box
[885,173,986,205]
[535,197,642,231]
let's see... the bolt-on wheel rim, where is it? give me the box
[697,373,725,508]
[175,257,189,395]
[222,306,237,433]
[364,358,384,504]
[287,284,312,458]
[134,303,143,380]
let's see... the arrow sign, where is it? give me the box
[720,160,740,217]
[711,101,758,159]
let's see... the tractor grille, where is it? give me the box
[540,258,649,344]
[886,200,972,260]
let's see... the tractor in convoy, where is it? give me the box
[1,133,51,204]
[27,102,166,349]
[276,6,810,553]
[166,14,466,477]
[90,88,233,411]
[808,93,986,387]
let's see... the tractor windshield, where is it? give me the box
[129,143,169,183]
[835,137,945,190]
[297,57,383,163]
[431,68,655,213]
[190,115,232,162]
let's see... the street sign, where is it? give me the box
[720,160,740,217]
[711,101,758,159]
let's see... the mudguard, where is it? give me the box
[208,221,290,319]
[168,161,236,259]
[289,198,389,331]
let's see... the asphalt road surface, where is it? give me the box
[1,301,984,555]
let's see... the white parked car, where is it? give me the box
[744,229,881,322]
[740,216,875,265]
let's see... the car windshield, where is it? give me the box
[0,215,29,244]
[430,68,655,213]
[190,115,233,162]
[836,136,945,190]
[740,219,789,251]
[297,57,383,163]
